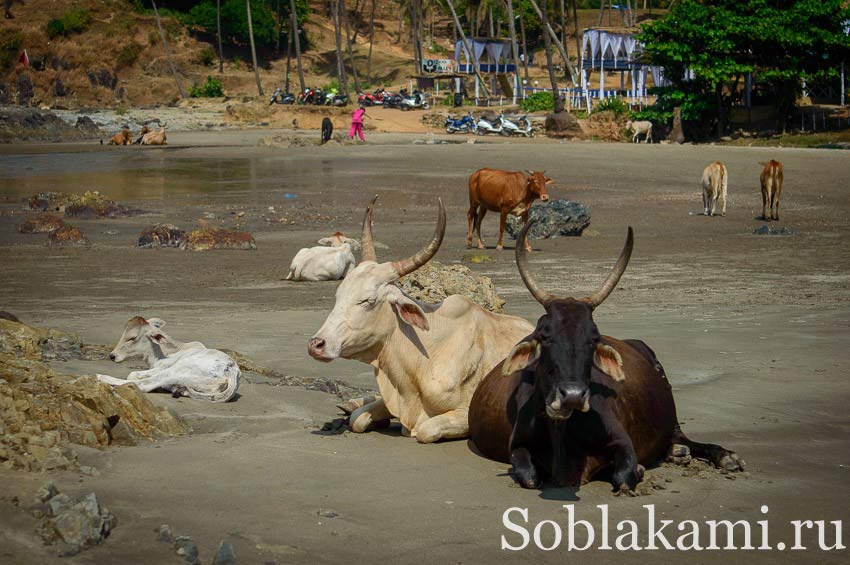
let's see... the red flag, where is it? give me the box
[18,49,29,67]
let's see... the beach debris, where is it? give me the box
[396,260,506,312]
[179,228,257,251]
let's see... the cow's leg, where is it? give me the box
[774,178,782,221]
[474,206,487,249]
[350,397,392,433]
[606,421,643,493]
[126,369,154,381]
[762,186,770,220]
[702,189,709,216]
[510,447,540,489]
[466,203,477,248]
[672,425,745,472]
[415,409,468,443]
[719,188,727,216]
[496,211,508,250]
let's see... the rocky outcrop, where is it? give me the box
[0,108,102,143]
[0,319,190,471]
[138,224,186,248]
[18,213,65,234]
[26,190,139,218]
[396,261,506,312]
[47,224,89,246]
[180,228,257,251]
[506,199,591,240]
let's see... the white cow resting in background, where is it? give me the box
[308,197,533,443]
[286,232,361,281]
[626,120,653,144]
[96,317,240,402]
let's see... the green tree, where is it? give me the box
[639,0,850,135]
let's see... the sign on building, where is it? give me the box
[421,59,455,74]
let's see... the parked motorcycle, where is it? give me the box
[358,88,389,106]
[269,87,295,105]
[399,90,430,111]
[475,113,504,135]
[382,92,403,109]
[445,113,477,134]
[501,114,534,137]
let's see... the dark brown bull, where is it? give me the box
[469,222,744,492]
[467,168,552,251]
[760,159,784,221]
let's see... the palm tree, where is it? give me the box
[341,0,361,92]
[445,0,490,97]
[366,0,376,83]
[538,0,562,112]
[332,0,349,96]
[216,0,224,73]
[571,0,580,59]
[503,0,521,101]
[151,0,187,99]
[289,0,306,93]
[517,3,529,80]
[246,0,264,96]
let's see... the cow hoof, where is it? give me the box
[669,443,690,458]
[636,464,645,480]
[496,245,504,251]
[719,452,745,472]
[615,484,638,497]
[477,243,485,250]
[350,411,373,433]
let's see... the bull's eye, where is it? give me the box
[358,298,376,308]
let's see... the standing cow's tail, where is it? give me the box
[182,361,241,402]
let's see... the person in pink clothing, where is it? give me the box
[349,105,367,142]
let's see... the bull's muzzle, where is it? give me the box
[308,337,331,362]
[541,194,550,202]
[546,386,590,420]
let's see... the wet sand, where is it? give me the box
[1,131,849,563]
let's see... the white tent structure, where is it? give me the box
[454,38,518,102]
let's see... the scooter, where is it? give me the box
[326,93,349,107]
[475,113,505,135]
[358,88,388,106]
[445,113,477,134]
[269,87,295,105]
[382,92,403,109]
[501,114,534,137]
[399,90,430,111]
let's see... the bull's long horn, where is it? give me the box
[391,198,445,277]
[361,195,379,263]
[515,219,554,305]
[584,227,634,309]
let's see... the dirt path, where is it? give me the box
[0,134,849,563]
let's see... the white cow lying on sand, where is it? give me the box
[286,232,361,281]
[626,120,653,144]
[96,317,240,402]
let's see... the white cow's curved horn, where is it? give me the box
[391,198,445,278]
[361,195,379,263]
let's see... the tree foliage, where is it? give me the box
[639,0,850,133]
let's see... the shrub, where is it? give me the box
[116,42,143,69]
[520,91,554,113]
[593,96,630,117]
[148,31,159,45]
[189,75,224,98]
[46,8,92,39]
[197,47,216,67]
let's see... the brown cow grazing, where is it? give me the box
[701,161,728,216]
[141,124,167,146]
[108,129,132,146]
[467,168,552,251]
[760,159,784,221]
[469,221,743,493]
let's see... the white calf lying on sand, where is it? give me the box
[96,317,240,402]
[286,232,361,281]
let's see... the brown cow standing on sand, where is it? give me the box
[108,129,132,146]
[700,161,728,217]
[760,159,784,221]
[467,168,552,251]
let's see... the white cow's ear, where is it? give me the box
[147,333,166,343]
[502,340,540,375]
[148,318,166,329]
[387,288,429,331]
[317,237,334,247]
[594,343,625,382]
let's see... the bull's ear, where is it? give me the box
[594,344,625,382]
[317,237,334,246]
[545,177,554,185]
[502,340,540,375]
[148,318,166,329]
[387,289,429,331]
